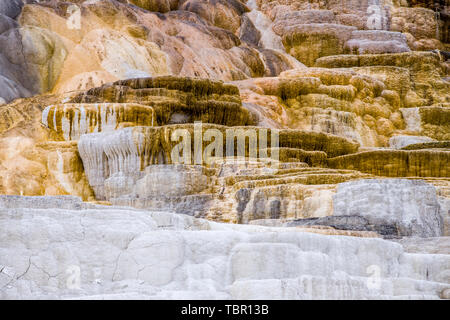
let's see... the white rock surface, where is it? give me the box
[333,179,444,237]
[400,107,421,132]
[389,135,436,149]
[0,196,449,299]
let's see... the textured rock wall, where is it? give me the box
[0,0,448,301]
[235,62,432,147]
[42,103,157,141]
[333,179,444,237]
[0,196,448,299]
[328,149,450,177]
[70,76,253,127]
[0,93,95,200]
[77,122,358,199]
[13,0,303,95]
[0,0,37,103]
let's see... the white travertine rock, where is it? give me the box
[439,197,450,236]
[245,10,284,51]
[333,179,444,237]
[272,9,336,25]
[400,107,421,132]
[0,196,448,299]
[345,31,410,54]
[389,135,436,149]
[79,130,213,203]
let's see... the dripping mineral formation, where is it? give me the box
[0,0,449,300]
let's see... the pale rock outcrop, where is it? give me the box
[77,122,359,200]
[42,103,157,141]
[278,23,357,66]
[245,177,448,238]
[19,26,68,93]
[134,165,210,197]
[0,196,449,299]
[393,237,450,255]
[78,128,141,200]
[79,29,169,80]
[0,195,97,210]
[332,179,444,237]
[235,67,402,147]
[400,107,422,132]
[345,30,410,54]
[234,184,336,223]
[0,4,36,103]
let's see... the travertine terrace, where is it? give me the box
[0,0,449,300]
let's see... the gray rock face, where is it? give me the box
[0,195,100,210]
[0,0,23,19]
[239,14,261,47]
[288,216,399,237]
[0,2,38,103]
[0,196,449,299]
[345,31,410,54]
[333,179,444,238]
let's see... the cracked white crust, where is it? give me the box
[0,198,449,299]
